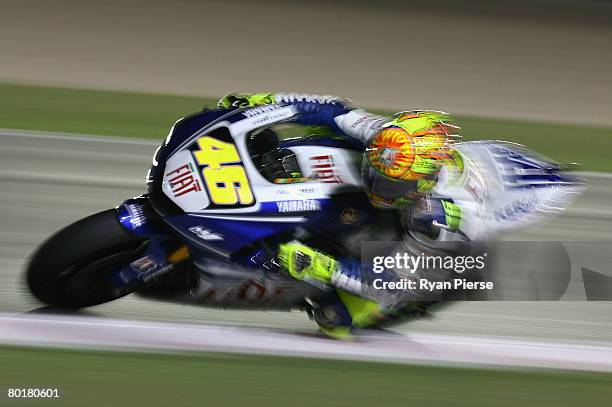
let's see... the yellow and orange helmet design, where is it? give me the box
[366,110,459,181]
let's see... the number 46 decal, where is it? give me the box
[193,136,254,206]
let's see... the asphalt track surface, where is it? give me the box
[1,130,612,369]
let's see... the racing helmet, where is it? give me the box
[362,110,459,209]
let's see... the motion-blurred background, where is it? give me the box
[1,0,612,406]
[2,0,612,126]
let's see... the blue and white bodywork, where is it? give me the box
[118,104,377,307]
[433,140,584,240]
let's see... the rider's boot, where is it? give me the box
[278,242,390,338]
[312,290,389,339]
[310,293,353,340]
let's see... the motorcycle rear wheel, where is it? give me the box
[26,209,148,308]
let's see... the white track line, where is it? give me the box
[0,129,159,146]
[2,313,612,372]
[0,169,144,188]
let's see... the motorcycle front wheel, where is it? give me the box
[26,209,148,308]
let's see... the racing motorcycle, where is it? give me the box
[26,103,584,327]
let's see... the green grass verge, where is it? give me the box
[1,83,611,171]
[2,345,612,407]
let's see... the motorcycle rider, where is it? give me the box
[219,92,464,338]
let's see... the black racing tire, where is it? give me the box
[26,209,148,308]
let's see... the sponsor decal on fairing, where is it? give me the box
[309,154,343,184]
[166,163,202,198]
[276,199,321,213]
[188,226,223,241]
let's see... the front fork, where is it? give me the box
[112,195,190,290]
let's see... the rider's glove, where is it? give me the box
[408,196,462,238]
[277,241,337,284]
[217,93,276,109]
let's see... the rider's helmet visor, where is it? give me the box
[361,161,418,208]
